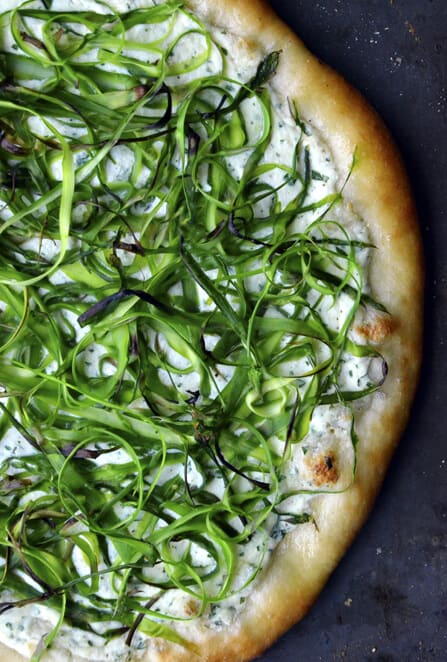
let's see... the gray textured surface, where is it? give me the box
[255,1,447,660]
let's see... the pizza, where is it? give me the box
[0,0,423,660]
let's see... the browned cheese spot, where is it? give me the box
[354,311,395,345]
[184,599,200,616]
[306,450,339,487]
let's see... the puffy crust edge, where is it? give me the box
[0,0,423,660]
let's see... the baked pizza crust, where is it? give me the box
[0,0,423,660]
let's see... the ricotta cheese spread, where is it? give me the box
[0,1,385,659]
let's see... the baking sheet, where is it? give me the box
[259,1,447,660]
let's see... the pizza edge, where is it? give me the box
[0,0,423,660]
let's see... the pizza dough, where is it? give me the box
[0,1,423,660]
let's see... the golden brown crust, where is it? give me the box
[0,648,24,662]
[0,0,423,660]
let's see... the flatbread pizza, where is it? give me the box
[0,1,423,660]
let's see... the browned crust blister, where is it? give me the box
[0,1,423,660]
